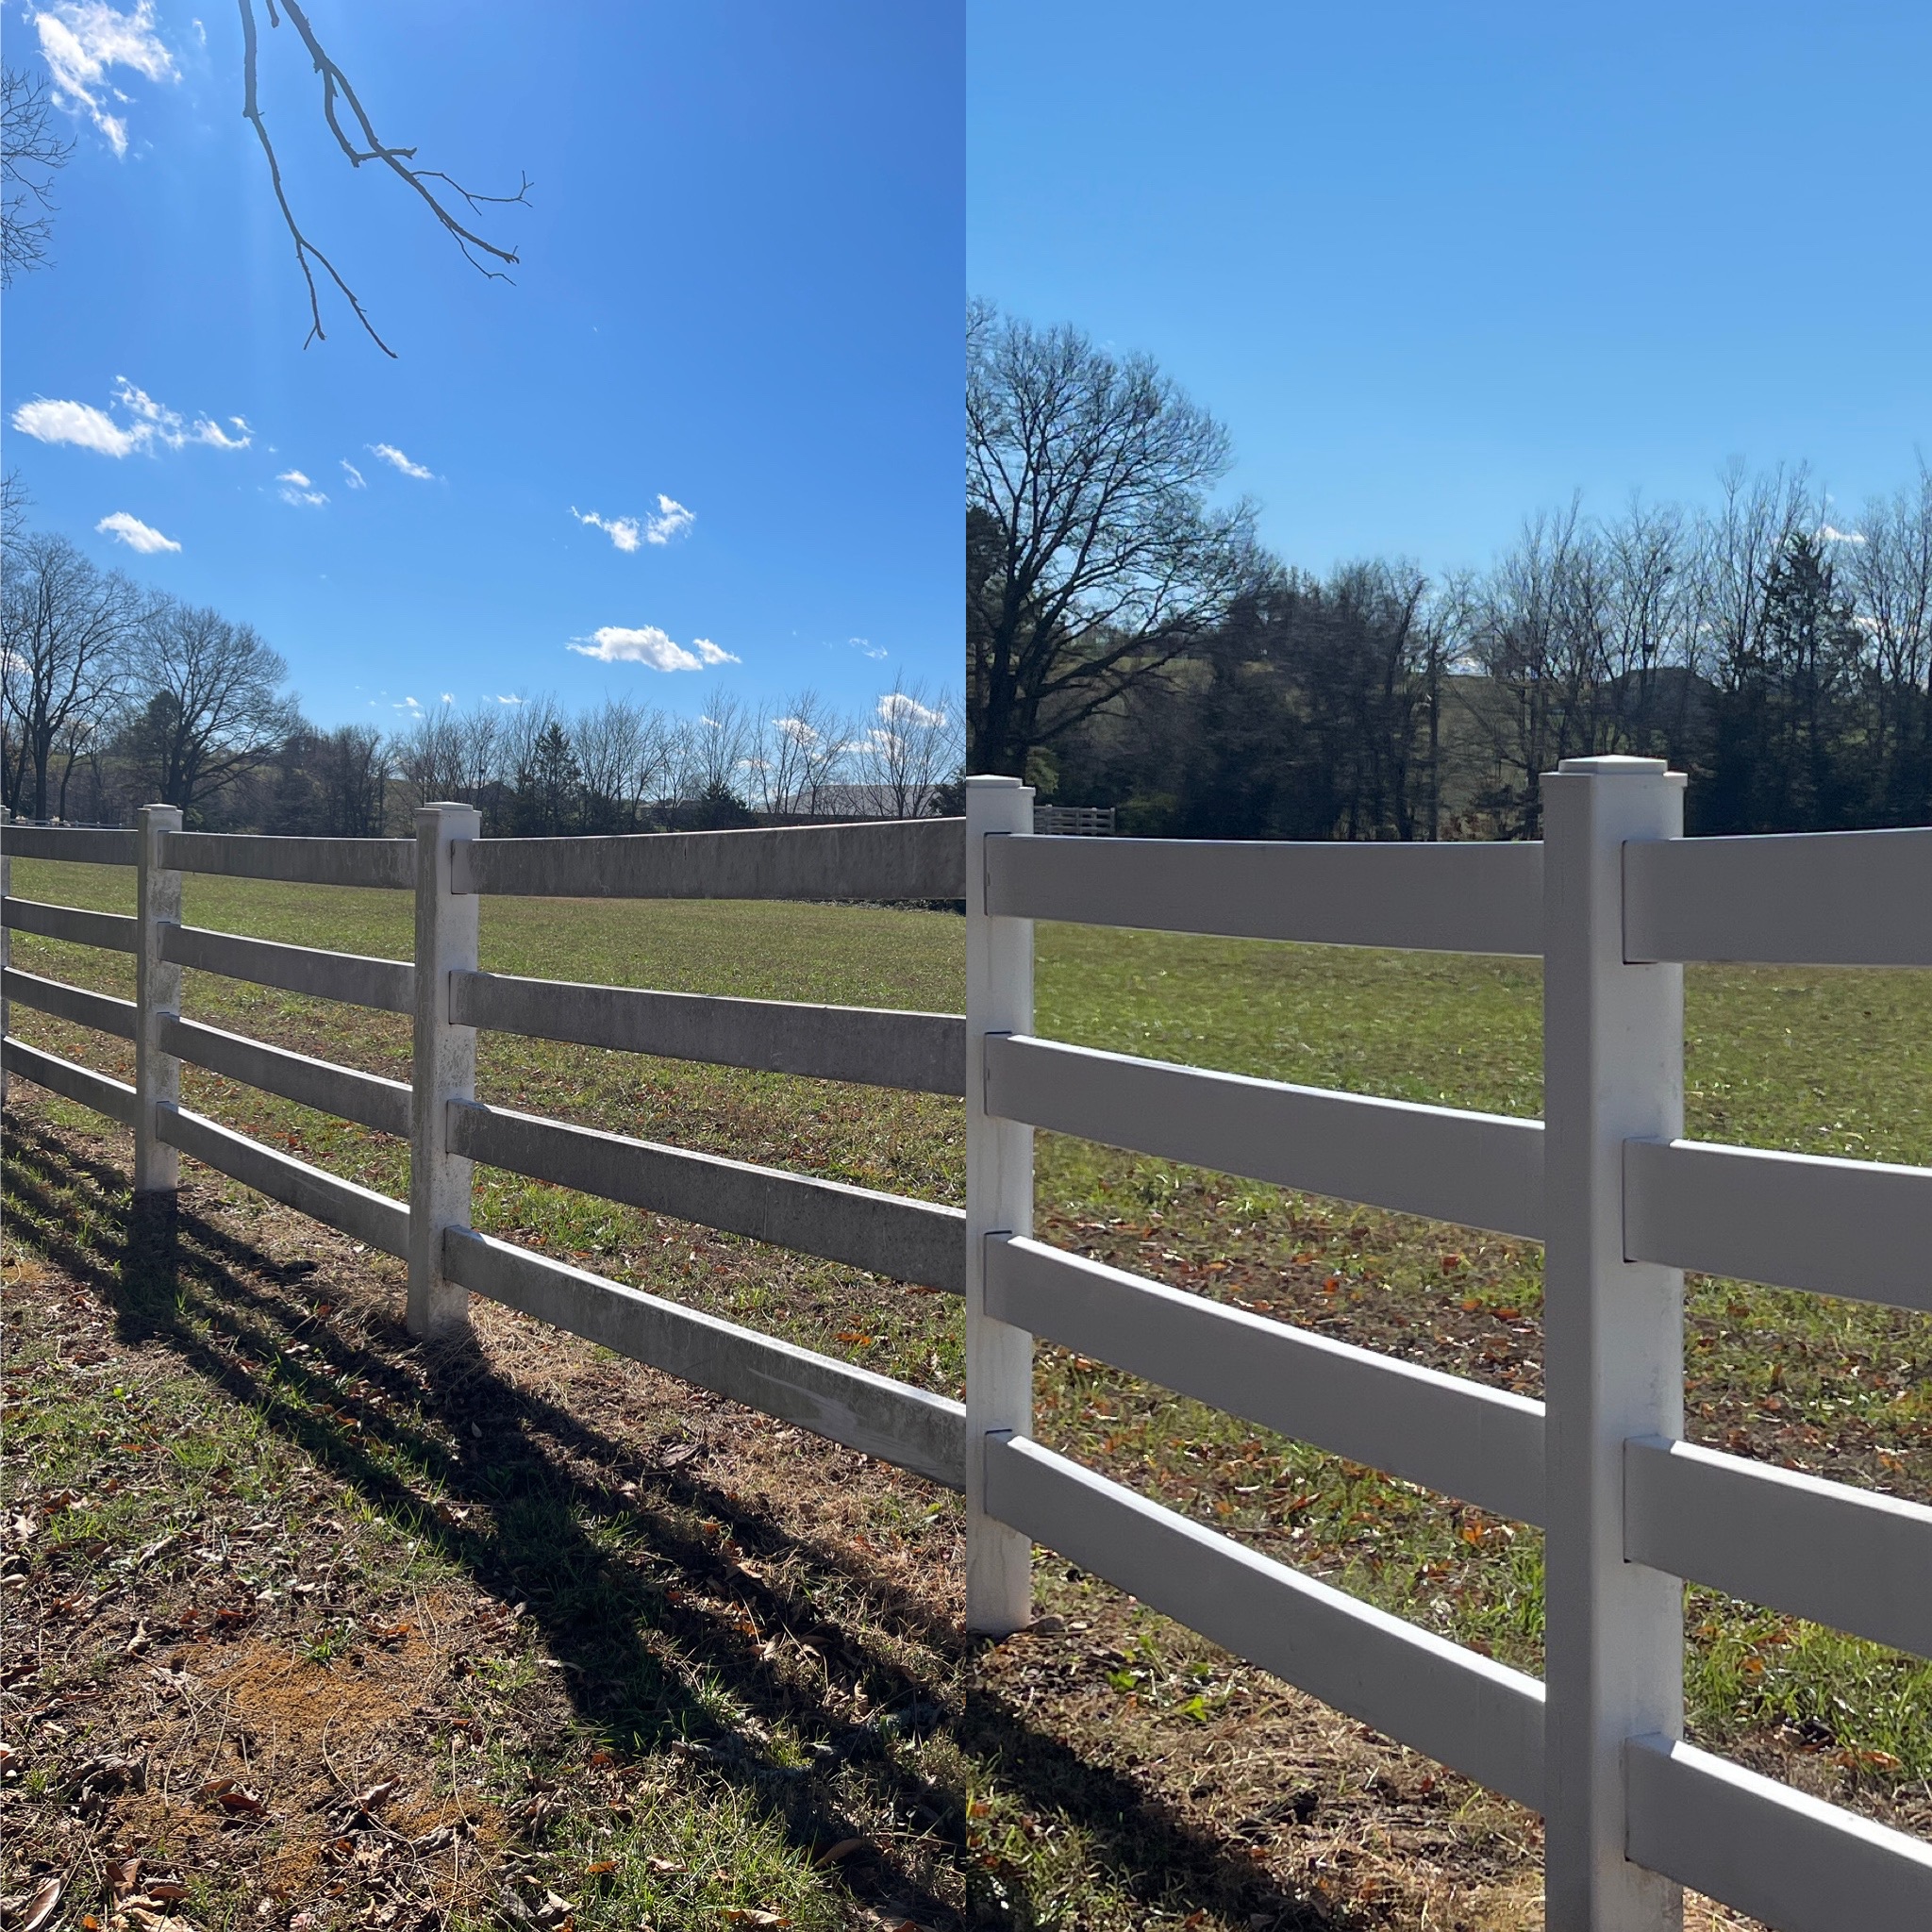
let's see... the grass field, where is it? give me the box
[5,854,1929,1930]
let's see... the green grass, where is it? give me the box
[8,854,1932,1808]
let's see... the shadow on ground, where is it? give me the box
[4,1109,1354,1931]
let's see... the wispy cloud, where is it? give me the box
[276,470,327,508]
[95,509,179,554]
[36,1,176,158]
[9,378,251,458]
[340,459,366,490]
[572,507,643,553]
[369,441,436,480]
[847,636,888,660]
[570,494,695,552]
[1819,524,1867,545]
[645,494,695,544]
[568,625,739,672]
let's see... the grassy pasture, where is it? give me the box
[6,854,1930,1926]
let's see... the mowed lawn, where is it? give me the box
[8,854,1931,1857]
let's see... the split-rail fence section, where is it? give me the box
[3,761,1929,1932]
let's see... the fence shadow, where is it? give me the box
[4,1110,1341,1932]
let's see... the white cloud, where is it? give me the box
[277,472,327,508]
[571,494,695,552]
[9,379,250,458]
[369,441,435,480]
[1819,524,1867,545]
[568,625,741,672]
[95,509,179,554]
[495,693,524,705]
[441,692,455,705]
[340,459,366,490]
[645,494,695,544]
[572,507,642,553]
[11,398,144,456]
[879,690,947,728]
[848,636,888,659]
[36,1,176,158]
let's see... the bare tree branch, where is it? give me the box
[2,65,74,287]
[238,0,530,355]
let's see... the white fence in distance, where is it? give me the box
[3,774,1930,1932]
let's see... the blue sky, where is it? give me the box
[7,1,961,730]
[969,0,1931,577]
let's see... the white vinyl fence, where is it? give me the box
[3,760,1930,1932]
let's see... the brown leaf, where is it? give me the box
[353,1777,397,1811]
[644,1857,685,1875]
[199,1776,267,1815]
[106,1858,142,1901]
[813,1838,866,1866]
[20,1877,60,1932]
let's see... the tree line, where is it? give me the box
[969,303,1932,838]
[2,526,961,833]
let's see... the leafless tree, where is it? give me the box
[763,689,851,816]
[2,65,72,286]
[238,0,530,355]
[676,696,754,802]
[120,600,301,811]
[575,697,648,831]
[856,677,960,818]
[2,533,135,820]
[968,300,1261,774]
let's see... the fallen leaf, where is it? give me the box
[21,1877,60,1932]
[106,1858,142,1901]
[644,1857,685,1875]
[584,1860,617,1876]
[199,1776,267,1815]
[813,1837,866,1866]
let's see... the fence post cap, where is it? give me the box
[1556,755,1669,776]
[964,774,1027,791]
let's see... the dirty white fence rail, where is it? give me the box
[5,773,1931,1932]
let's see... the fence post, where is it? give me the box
[134,804,184,1205]
[408,801,480,1339]
[965,774,1035,1635]
[1542,756,1686,1932]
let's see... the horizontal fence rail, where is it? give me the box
[447,1099,967,1294]
[161,831,417,891]
[983,1033,1545,1239]
[1624,825,1932,968]
[161,924,415,1014]
[444,1227,966,1491]
[2,896,138,954]
[162,1016,412,1139]
[156,1104,409,1257]
[1624,1735,1932,1932]
[984,1432,1547,1810]
[986,1236,1546,1524]
[454,817,966,902]
[987,834,1545,956]
[2,967,136,1041]
[452,970,966,1095]
[3,1035,137,1124]
[1624,1136,1932,1315]
[1624,1437,1932,1659]
[0,824,138,866]
[8,771,1932,1932]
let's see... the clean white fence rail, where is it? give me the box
[4,771,1929,1932]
